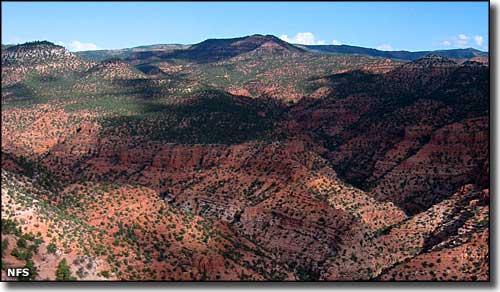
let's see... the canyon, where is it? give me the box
[1,35,489,281]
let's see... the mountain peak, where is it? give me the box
[4,41,65,55]
[408,53,458,67]
[2,40,73,66]
[165,34,303,63]
[244,34,282,41]
[229,34,303,53]
[1,40,91,87]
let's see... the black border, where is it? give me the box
[0,0,493,285]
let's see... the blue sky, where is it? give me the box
[2,2,489,52]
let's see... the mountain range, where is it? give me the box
[1,34,489,281]
[71,35,487,62]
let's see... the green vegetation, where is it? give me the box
[100,270,110,278]
[18,260,38,281]
[56,258,76,281]
[8,40,61,49]
[1,219,21,236]
[1,37,489,282]
[1,239,8,256]
[47,242,58,254]
[16,238,27,248]
[99,89,284,144]
[295,265,320,281]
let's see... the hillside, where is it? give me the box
[163,34,304,62]
[75,39,488,63]
[291,55,488,214]
[1,38,489,281]
[1,41,93,88]
[301,44,488,61]
[76,44,189,62]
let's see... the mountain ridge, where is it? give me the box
[301,44,487,61]
[1,33,489,281]
[4,36,487,64]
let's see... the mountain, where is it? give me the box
[76,44,189,62]
[293,55,488,214]
[1,41,89,68]
[1,41,95,104]
[168,34,304,61]
[301,44,487,61]
[1,38,489,281]
[71,35,309,66]
[1,41,92,87]
[1,44,15,50]
[121,34,305,64]
[82,58,147,80]
[77,34,301,66]
[122,35,400,102]
[73,36,488,66]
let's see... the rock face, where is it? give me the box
[1,40,489,281]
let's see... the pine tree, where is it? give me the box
[55,258,76,280]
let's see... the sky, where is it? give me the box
[2,1,489,52]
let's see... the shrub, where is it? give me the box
[17,238,27,248]
[1,239,8,256]
[56,258,76,281]
[18,260,37,281]
[47,243,57,254]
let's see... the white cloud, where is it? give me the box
[332,40,341,45]
[474,35,484,46]
[441,40,452,46]
[440,34,485,48]
[456,34,469,47]
[56,40,100,51]
[376,44,393,51]
[279,32,326,45]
